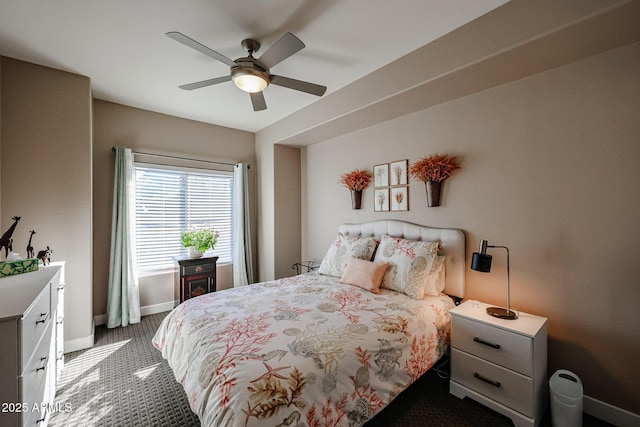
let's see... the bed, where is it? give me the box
[153,220,465,427]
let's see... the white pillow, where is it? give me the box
[373,235,441,299]
[318,233,378,277]
[424,255,446,296]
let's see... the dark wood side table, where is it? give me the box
[174,256,218,303]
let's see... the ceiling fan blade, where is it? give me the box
[166,31,237,68]
[250,92,267,111]
[257,33,305,69]
[270,75,327,97]
[179,76,231,90]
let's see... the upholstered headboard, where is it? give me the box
[338,220,466,298]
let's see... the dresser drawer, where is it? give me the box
[452,315,532,376]
[23,407,48,427]
[50,272,63,315]
[20,285,51,370]
[182,262,215,275]
[452,348,533,417]
[20,322,52,413]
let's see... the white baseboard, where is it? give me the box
[64,319,95,353]
[94,301,177,327]
[584,395,640,427]
[140,301,176,317]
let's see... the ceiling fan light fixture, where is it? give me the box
[168,31,327,110]
[231,67,269,93]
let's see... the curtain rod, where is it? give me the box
[111,147,249,168]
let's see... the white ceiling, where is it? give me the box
[0,0,508,132]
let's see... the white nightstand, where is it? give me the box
[449,300,548,427]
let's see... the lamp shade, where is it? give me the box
[471,252,492,272]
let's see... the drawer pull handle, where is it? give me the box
[474,372,501,388]
[36,313,49,324]
[473,337,501,349]
[37,356,49,372]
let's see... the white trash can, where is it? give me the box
[549,370,583,427]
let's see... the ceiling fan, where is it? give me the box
[167,31,327,111]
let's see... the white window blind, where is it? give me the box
[134,163,233,275]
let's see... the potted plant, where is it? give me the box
[338,169,372,209]
[180,225,219,258]
[409,154,461,207]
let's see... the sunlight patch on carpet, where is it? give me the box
[58,340,131,388]
[134,362,161,380]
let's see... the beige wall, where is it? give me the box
[1,57,94,350]
[255,136,275,280]
[92,100,256,316]
[255,140,303,282]
[300,42,640,414]
[273,145,301,279]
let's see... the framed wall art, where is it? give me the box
[374,188,389,212]
[373,159,409,212]
[390,159,408,186]
[373,163,389,188]
[391,186,409,211]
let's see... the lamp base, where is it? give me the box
[486,306,518,320]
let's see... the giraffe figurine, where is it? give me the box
[26,230,36,259]
[0,216,21,258]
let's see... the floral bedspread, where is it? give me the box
[152,272,455,427]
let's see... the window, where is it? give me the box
[134,163,233,275]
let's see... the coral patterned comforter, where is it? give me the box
[152,272,455,427]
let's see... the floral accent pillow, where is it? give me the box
[318,233,378,277]
[373,235,441,298]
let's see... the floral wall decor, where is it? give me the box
[409,154,461,207]
[374,159,409,212]
[338,169,372,210]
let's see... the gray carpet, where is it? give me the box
[50,312,612,427]
[50,312,199,427]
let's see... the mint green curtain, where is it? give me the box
[233,163,253,287]
[106,146,140,328]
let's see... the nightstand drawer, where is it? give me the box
[452,315,532,376]
[183,262,214,275]
[451,348,533,417]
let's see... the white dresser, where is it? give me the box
[0,263,65,427]
[449,300,547,427]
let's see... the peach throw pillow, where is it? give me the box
[339,257,389,293]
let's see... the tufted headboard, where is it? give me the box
[338,220,466,298]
